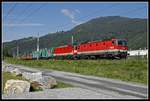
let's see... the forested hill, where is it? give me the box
[3,16,147,56]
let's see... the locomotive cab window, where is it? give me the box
[117,40,127,46]
[112,41,115,45]
[75,47,77,50]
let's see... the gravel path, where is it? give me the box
[2,87,139,99]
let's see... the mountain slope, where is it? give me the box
[3,16,147,56]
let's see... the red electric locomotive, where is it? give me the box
[53,45,74,59]
[74,38,128,59]
[53,38,128,59]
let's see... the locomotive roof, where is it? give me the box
[79,38,127,45]
[80,39,111,44]
[56,44,72,48]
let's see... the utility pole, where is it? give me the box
[17,42,19,59]
[37,33,39,60]
[72,35,74,45]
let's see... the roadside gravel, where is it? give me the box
[2,87,138,99]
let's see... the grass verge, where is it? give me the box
[4,57,148,85]
[55,81,74,88]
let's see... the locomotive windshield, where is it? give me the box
[117,40,127,46]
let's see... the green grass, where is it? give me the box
[4,57,148,85]
[55,81,74,88]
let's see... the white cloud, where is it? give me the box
[3,23,44,27]
[71,20,78,24]
[71,20,82,25]
[61,9,74,19]
[61,9,82,25]
[75,9,80,13]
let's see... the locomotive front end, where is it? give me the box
[112,39,128,59]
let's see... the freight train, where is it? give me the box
[20,38,128,60]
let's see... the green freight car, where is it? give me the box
[31,47,54,59]
[32,51,39,59]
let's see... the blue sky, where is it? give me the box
[2,2,148,42]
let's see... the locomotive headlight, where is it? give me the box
[110,46,114,49]
[74,50,77,53]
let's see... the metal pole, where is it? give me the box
[17,42,19,59]
[37,33,39,60]
[72,35,74,45]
